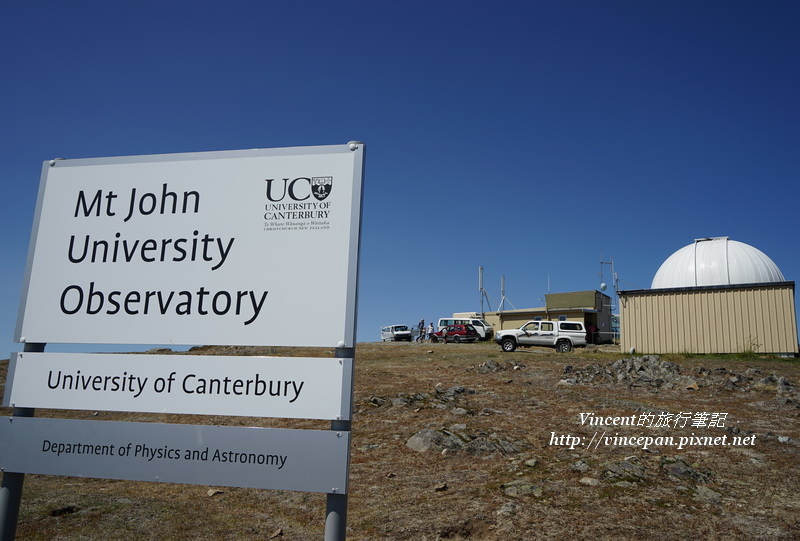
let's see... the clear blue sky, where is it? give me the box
[1,1,798,352]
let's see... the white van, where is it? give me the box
[380,325,412,342]
[437,317,494,341]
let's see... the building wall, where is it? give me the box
[483,310,541,332]
[619,282,798,354]
[546,291,601,310]
[476,290,614,343]
[486,310,588,329]
[546,290,614,343]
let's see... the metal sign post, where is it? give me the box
[325,344,355,541]
[0,342,43,541]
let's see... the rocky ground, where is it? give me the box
[2,342,799,540]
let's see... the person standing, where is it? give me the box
[426,322,434,342]
[417,319,425,342]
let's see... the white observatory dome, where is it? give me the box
[651,237,784,289]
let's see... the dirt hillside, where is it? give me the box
[2,342,799,540]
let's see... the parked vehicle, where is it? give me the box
[495,320,587,352]
[437,317,494,341]
[430,324,480,343]
[380,325,412,342]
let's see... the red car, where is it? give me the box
[430,324,480,343]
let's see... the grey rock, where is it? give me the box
[561,355,687,389]
[661,457,712,483]
[496,502,518,515]
[478,360,506,373]
[603,457,647,481]
[406,428,521,456]
[406,429,463,453]
[571,459,590,473]
[694,486,722,504]
[502,480,542,498]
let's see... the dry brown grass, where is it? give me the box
[2,342,799,540]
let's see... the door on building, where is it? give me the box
[584,316,599,344]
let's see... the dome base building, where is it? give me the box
[619,237,798,355]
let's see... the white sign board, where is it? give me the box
[15,144,365,347]
[3,352,353,421]
[0,417,350,493]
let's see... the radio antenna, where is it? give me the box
[498,275,516,312]
[479,266,492,314]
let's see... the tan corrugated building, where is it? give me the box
[619,237,798,355]
[483,290,614,344]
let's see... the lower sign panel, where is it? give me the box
[4,352,353,421]
[0,417,349,494]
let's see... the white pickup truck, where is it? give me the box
[495,320,587,352]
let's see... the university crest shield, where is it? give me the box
[311,176,333,201]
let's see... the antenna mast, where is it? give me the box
[479,266,492,314]
[498,275,516,312]
[599,251,618,307]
